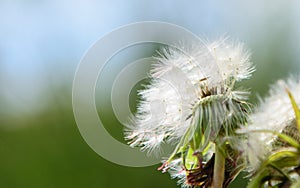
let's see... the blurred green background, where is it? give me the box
[1,1,300,188]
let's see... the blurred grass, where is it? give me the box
[0,93,178,188]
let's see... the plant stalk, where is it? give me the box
[212,145,225,188]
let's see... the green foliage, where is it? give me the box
[287,89,300,131]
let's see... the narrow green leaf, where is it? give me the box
[286,88,300,131]
[248,129,300,149]
[247,169,269,188]
[268,162,292,181]
[266,150,299,168]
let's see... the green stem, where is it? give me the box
[212,145,225,188]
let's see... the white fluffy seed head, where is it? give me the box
[206,37,255,81]
[125,36,254,153]
[244,77,300,171]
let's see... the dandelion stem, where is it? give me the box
[212,144,225,188]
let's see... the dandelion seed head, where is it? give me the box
[244,77,300,170]
[125,36,254,154]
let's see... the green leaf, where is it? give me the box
[247,129,300,149]
[247,169,269,188]
[266,150,300,168]
[286,88,300,131]
[247,149,300,188]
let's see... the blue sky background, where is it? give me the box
[1,0,300,115]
